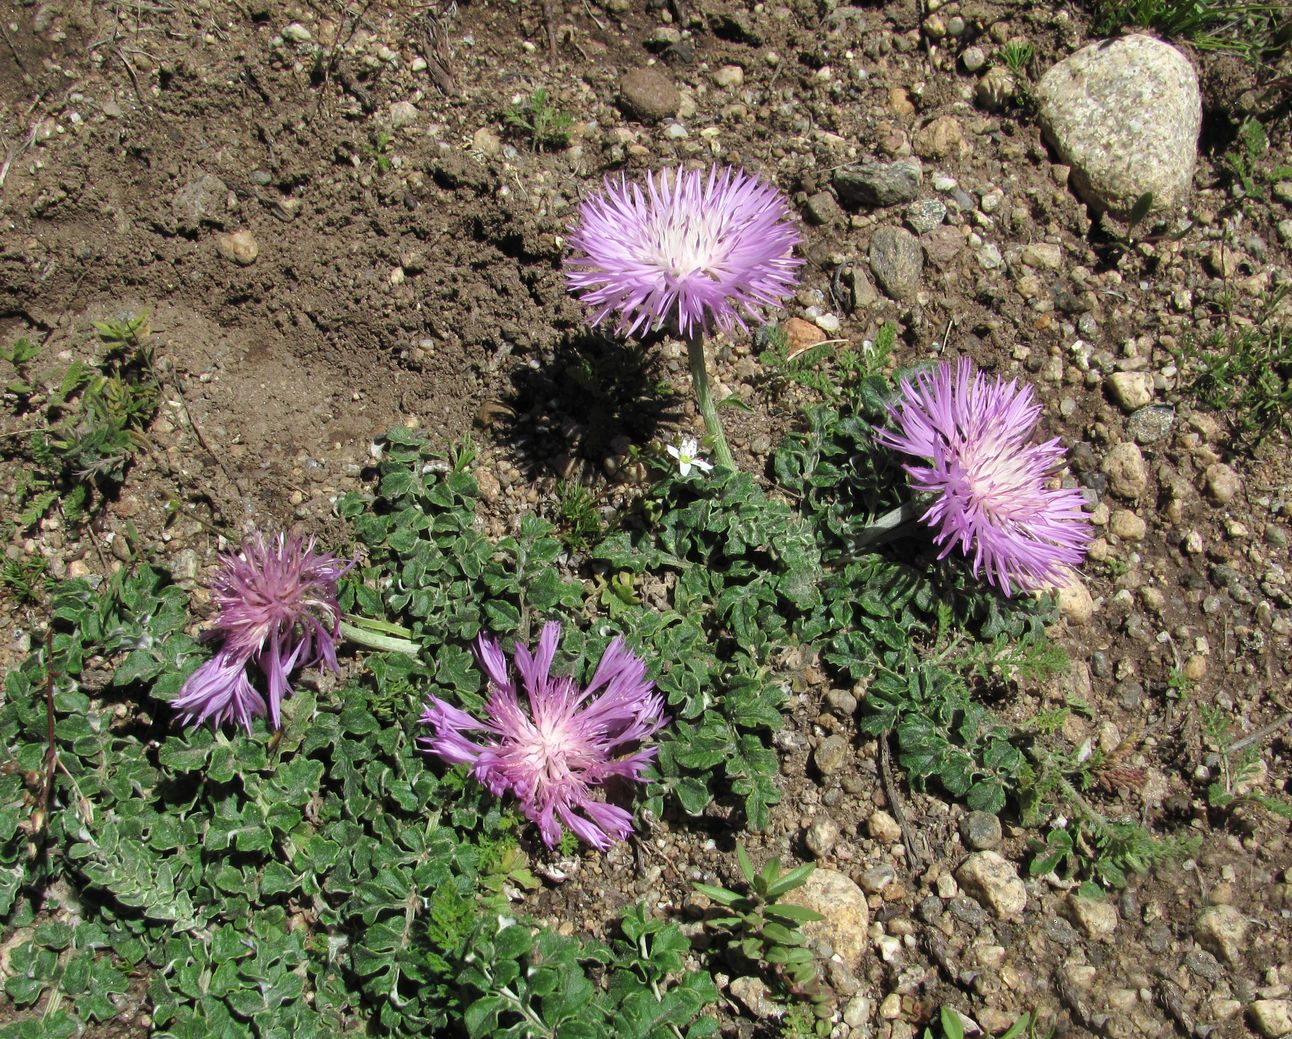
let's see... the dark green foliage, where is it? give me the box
[1027,816,1197,890]
[593,467,822,830]
[757,318,894,402]
[1221,117,1292,201]
[772,358,1053,815]
[768,355,1186,883]
[921,1006,1044,1039]
[0,437,717,1036]
[456,908,717,1039]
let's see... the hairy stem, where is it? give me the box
[685,331,735,470]
[848,499,922,550]
[340,619,420,656]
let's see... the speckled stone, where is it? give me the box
[1102,441,1148,500]
[1037,35,1201,216]
[833,159,922,208]
[1126,405,1174,445]
[959,811,1002,850]
[868,226,924,300]
[956,851,1027,919]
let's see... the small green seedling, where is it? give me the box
[1201,704,1292,822]
[1,336,41,405]
[554,480,606,554]
[1179,317,1291,445]
[363,131,393,174]
[696,846,829,1028]
[4,313,159,530]
[999,40,1034,77]
[504,88,574,151]
[758,320,894,401]
[924,1005,1055,1039]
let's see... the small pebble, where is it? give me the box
[216,229,259,266]
[713,64,744,88]
[806,815,841,858]
[814,734,850,775]
[1204,463,1241,505]
[961,45,987,73]
[868,809,903,844]
[960,810,1002,850]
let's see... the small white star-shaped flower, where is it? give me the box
[666,436,713,477]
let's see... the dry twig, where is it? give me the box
[879,732,927,870]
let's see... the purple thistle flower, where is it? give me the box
[874,358,1093,597]
[419,622,667,850]
[565,164,803,339]
[173,532,353,732]
[171,647,268,732]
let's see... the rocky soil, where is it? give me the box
[2,1,1291,1037]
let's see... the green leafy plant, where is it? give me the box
[922,1007,971,1039]
[1027,813,1195,889]
[1020,733,1198,888]
[554,480,607,554]
[773,358,1056,815]
[1226,116,1269,198]
[503,88,574,151]
[363,130,394,173]
[0,434,723,1037]
[1,336,41,405]
[1089,0,1288,56]
[1201,704,1292,822]
[1178,319,1291,444]
[594,467,822,830]
[2,313,159,531]
[695,846,829,1028]
[769,353,1195,884]
[922,1007,1047,1039]
[758,320,894,401]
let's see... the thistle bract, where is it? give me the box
[874,358,1093,596]
[565,164,802,338]
[419,622,667,850]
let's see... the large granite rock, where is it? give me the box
[1037,35,1201,217]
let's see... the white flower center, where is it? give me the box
[649,212,726,281]
[960,437,1034,517]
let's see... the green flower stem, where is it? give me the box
[850,500,921,550]
[340,618,420,656]
[685,331,735,470]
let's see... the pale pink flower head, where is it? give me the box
[419,622,667,850]
[874,358,1093,597]
[171,646,268,732]
[565,164,803,339]
[173,532,353,732]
